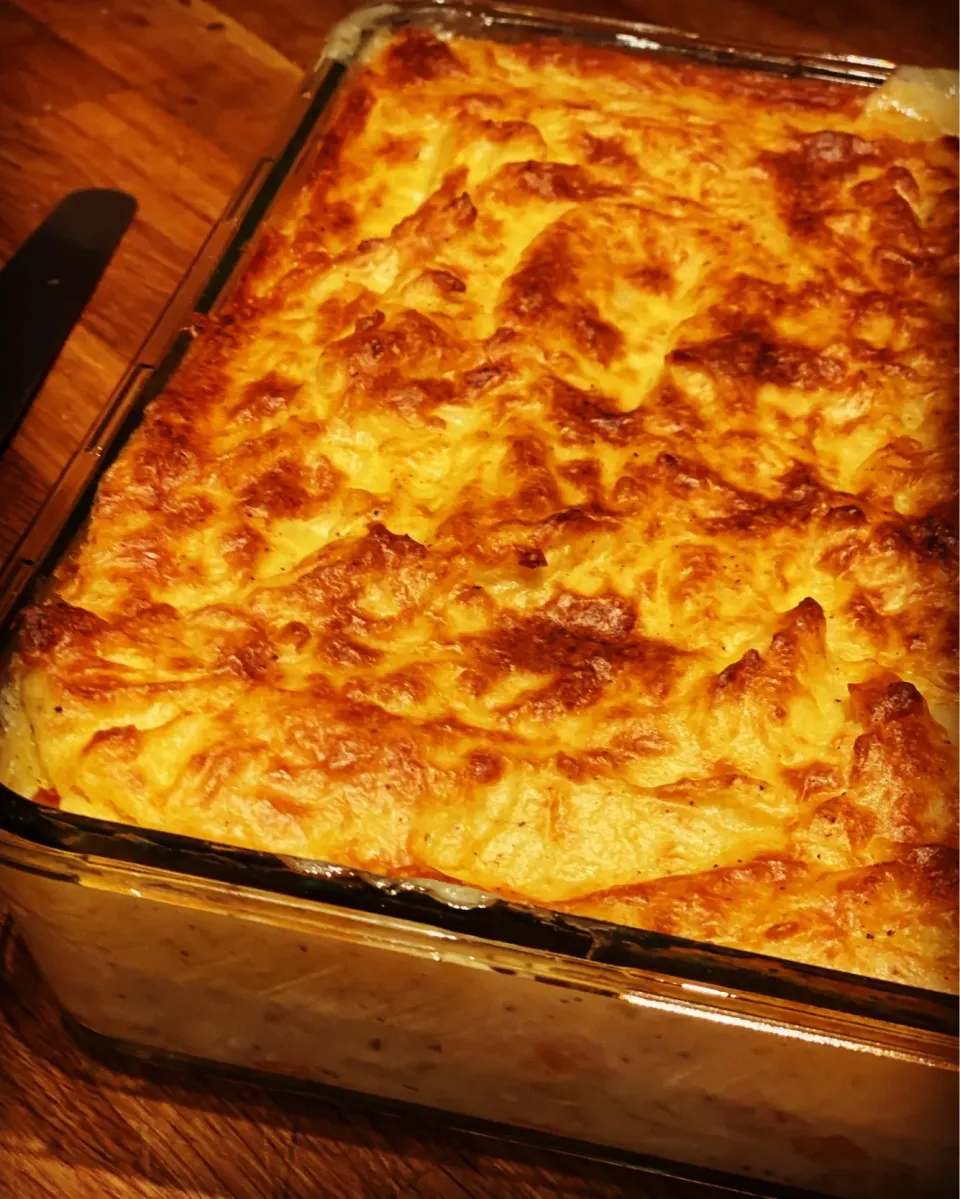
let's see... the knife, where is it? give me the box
[0,188,137,457]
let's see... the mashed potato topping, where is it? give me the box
[2,31,956,990]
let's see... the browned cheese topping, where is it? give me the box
[2,31,957,991]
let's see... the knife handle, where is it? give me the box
[0,188,137,457]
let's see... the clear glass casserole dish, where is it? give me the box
[0,4,956,1196]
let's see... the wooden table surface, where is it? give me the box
[0,1,955,1196]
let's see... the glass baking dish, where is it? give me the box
[0,4,956,1196]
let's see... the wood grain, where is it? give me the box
[0,1,955,1196]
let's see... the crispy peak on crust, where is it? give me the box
[0,30,956,992]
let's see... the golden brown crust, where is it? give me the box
[1,31,957,991]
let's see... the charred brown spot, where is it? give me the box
[760,131,880,236]
[765,920,802,941]
[517,547,547,569]
[83,725,142,758]
[572,308,624,364]
[33,787,62,809]
[580,132,636,168]
[629,264,677,296]
[715,648,764,695]
[226,639,277,681]
[19,600,109,663]
[378,377,457,422]
[321,631,383,668]
[559,459,603,494]
[896,846,960,903]
[241,460,311,520]
[823,504,867,529]
[811,796,877,849]
[518,668,607,716]
[310,87,375,181]
[704,470,830,537]
[670,324,844,391]
[130,417,200,503]
[222,523,267,571]
[466,750,504,784]
[502,243,566,322]
[383,30,466,83]
[464,362,508,393]
[544,505,621,533]
[421,268,466,294]
[551,379,640,444]
[492,160,620,204]
[782,762,841,802]
[500,231,624,365]
[311,201,356,237]
[457,92,504,115]
[478,118,543,145]
[280,621,311,650]
[378,135,423,164]
[713,601,824,710]
[907,513,958,562]
[473,591,678,713]
[163,494,215,530]
[479,594,637,674]
[611,472,647,509]
[499,436,563,521]
[848,698,957,846]
[334,309,458,382]
[668,545,723,603]
[568,852,807,910]
[655,452,745,499]
[358,522,427,570]
[263,791,312,818]
[119,598,179,625]
[772,597,826,652]
[849,677,927,727]
[556,752,582,780]
[458,667,491,697]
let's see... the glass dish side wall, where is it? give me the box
[0,842,955,1199]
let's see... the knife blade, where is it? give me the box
[0,188,137,457]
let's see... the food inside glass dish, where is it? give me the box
[2,26,957,994]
